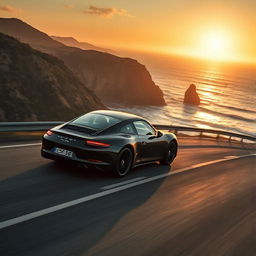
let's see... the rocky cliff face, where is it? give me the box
[0,33,105,121]
[54,48,166,106]
[0,18,166,106]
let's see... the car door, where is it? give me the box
[119,122,144,164]
[133,120,161,161]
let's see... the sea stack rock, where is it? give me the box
[183,84,200,105]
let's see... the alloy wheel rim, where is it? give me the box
[118,150,132,175]
[167,144,176,162]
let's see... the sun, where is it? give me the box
[200,31,231,60]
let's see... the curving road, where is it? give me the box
[0,137,255,256]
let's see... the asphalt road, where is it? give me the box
[0,138,255,256]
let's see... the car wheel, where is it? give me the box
[161,141,177,165]
[113,147,133,177]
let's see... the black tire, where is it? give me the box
[113,147,133,177]
[160,141,177,165]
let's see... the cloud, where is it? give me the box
[83,6,132,18]
[0,4,19,13]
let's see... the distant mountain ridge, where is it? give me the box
[0,18,166,106]
[0,32,105,121]
[51,35,115,54]
[0,18,62,51]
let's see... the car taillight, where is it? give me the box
[46,130,53,136]
[86,140,111,148]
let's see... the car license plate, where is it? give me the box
[53,147,73,158]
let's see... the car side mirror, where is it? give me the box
[157,130,163,137]
[148,130,162,139]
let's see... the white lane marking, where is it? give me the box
[0,143,41,149]
[0,153,255,230]
[189,158,232,169]
[101,177,146,190]
[224,155,237,159]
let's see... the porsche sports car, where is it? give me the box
[41,110,178,177]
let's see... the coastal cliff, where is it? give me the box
[0,18,166,106]
[0,33,105,121]
[55,48,166,106]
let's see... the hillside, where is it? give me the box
[0,33,105,121]
[51,36,114,54]
[0,18,166,106]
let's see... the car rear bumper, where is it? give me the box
[41,135,118,168]
[41,149,111,167]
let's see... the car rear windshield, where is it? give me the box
[70,113,120,131]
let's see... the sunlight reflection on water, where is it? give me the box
[113,54,256,136]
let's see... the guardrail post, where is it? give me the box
[199,130,203,137]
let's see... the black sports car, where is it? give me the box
[41,110,178,177]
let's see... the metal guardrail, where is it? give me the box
[154,124,256,143]
[0,122,63,132]
[0,122,255,143]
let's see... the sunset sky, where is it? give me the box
[1,0,256,63]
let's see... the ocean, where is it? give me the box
[115,51,256,137]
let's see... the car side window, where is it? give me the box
[133,121,155,136]
[120,123,136,135]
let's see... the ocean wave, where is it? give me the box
[165,111,256,137]
[214,104,256,114]
[197,106,256,123]
[193,119,256,137]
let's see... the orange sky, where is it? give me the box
[1,0,256,63]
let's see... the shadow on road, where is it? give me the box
[0,160,171,256]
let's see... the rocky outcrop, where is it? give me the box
[0,33,105,121]
[183,84,200,105]
[0,18,166,106]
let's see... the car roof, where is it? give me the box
[90,110,144,121]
